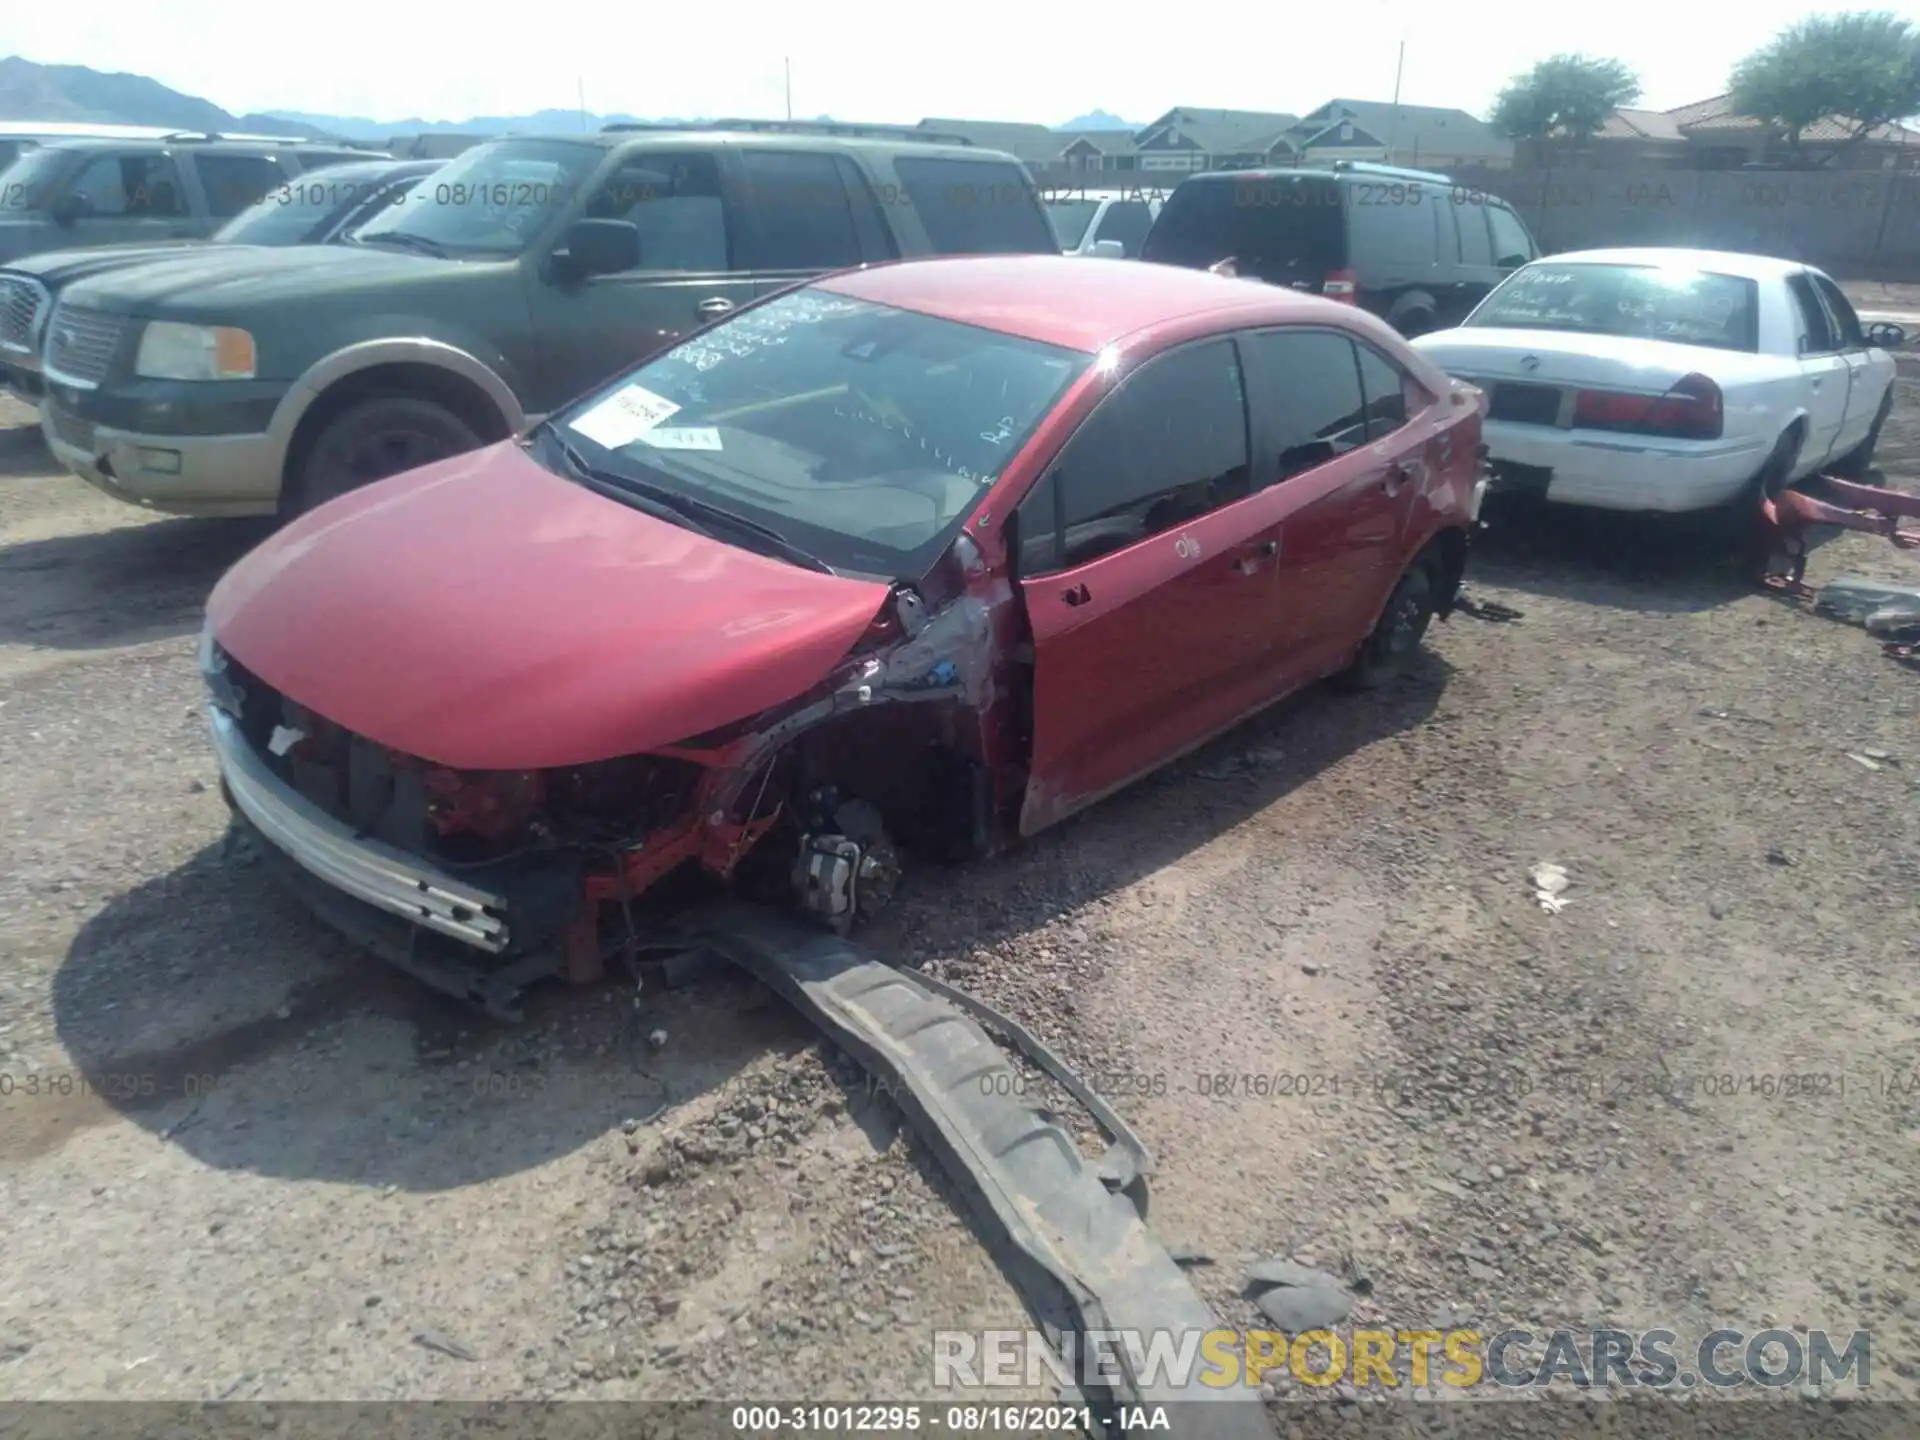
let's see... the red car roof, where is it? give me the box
[816,255,1350,355]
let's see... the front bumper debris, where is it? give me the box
[209,705,510,953]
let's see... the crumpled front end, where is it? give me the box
[201,625,780,1015]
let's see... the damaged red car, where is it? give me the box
[201,255,1489,1015]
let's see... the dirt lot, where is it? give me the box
[3,376,1919,1421]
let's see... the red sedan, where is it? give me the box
[201,255,1489,1012]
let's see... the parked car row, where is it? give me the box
[1,123,1906,1014]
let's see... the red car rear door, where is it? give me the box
[1013,337,1282,834]
[1237,327,1422,681]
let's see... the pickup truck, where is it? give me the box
[37,124,1060,519]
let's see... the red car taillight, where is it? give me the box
[1322,269,1358,303]
[1571,373,1723,440]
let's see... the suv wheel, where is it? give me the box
[285,397,483,517]
[1397,310,1436,340]
[1338,557,1437,690]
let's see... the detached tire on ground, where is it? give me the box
[284,397,484,517]
[1339,557,1438,690]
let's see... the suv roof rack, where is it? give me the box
[160,130,314,144]
[1329,158,1453,184]
[599,119,974,146]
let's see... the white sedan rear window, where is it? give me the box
[1468,263,1760,353]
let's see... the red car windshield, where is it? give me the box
[547,289,1092,578]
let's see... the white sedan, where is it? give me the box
[1042,187,1164,258]
[1410,247,1905,513]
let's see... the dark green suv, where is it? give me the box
[37,124,1058,518]
[0,133,378,265]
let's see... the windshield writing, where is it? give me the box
[351,139,601,256]
[1470,264,1761,352]
[552,290,1090,577]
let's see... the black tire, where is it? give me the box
[284,396,484,517]
[1339,557,1437,691]
[1827,389,1892,481]
[1396,310,1437,340]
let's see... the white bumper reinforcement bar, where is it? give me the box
[208,705,511,953]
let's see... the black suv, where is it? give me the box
[0,132,378,266]
[1140,160,1541,337]
[38,123,1059,519]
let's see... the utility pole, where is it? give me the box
[785,58,793,121]
[1389,37,1406,162]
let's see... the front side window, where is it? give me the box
[1469,263,1761,353]
[1809,273,1865,348]
[351,138,602,257]
[584,152,729,272]
[1485,204,1536,267]
[1044,339,1251,568]
[66,152,186,217]
[549,288,1090,578]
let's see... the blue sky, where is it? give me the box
[9,0,1898,124]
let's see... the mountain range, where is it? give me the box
[1,57,1142,139]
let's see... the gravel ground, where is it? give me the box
[3,380,1920,1422]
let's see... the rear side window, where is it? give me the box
[65,152,187,217]
[736,150,863,270]
[1142,175,1343,285]
[1354,343,1412,440]
[1047,339,1251,568]
[894,157,1056,254]
[1243,330,1368,482]
[1350,191,1437,269]
[1092,200,1154,255]
[1455,203,1494,265]
[194,153,290,218]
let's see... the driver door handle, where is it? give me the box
[1061,583,1091,606]
[1382,463,1409,497]
[696,297,735,317]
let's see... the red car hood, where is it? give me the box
[206,442,892,770]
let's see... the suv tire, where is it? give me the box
[286,396,483,517]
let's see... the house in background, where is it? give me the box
[1560,96,1920,170]
[1129,108,1302,172]
[1287,99,1514,169]
[1056,128,1143,171]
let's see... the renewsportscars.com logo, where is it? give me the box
[933,1327,1873,1392]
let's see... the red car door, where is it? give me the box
[1238,327,1419,682]
[1014,337,1283,834]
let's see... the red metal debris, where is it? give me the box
[1751,474,1920,596]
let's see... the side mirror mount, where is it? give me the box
[51,191,88,226]
[552,218,640,280]
[1865,320,1907,349]
[1088,239,1125,259]
[1496,253,1527,270]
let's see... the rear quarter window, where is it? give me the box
[893,157,1056,254]
[1141,175,1343,284]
